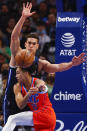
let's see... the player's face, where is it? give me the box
[16,67,27,83]
[25,38,39,54]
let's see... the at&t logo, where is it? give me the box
[61,33,75,47]
[59,33,76,56]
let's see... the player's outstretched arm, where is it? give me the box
[39,53,86,73]
[72,53,86,66]
[10,2,35,56]
[11,2,35,39]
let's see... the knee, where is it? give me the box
[7,115,15,123]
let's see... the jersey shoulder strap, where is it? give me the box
[31,77,38,87]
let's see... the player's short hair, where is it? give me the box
[26,33,39,43]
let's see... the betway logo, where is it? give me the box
[54,91,83,101]
[58,17,80,23]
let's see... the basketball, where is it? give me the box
[15,49,35,67]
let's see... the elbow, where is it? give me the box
[11,32,19,40]
[11,33,16,41]
[17,102,25,110]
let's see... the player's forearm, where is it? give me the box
[58,62,73,72]
[11,16,26,39]
[18,92,30,109]
[43,61,73,73]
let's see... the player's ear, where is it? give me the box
[36,43,39,49]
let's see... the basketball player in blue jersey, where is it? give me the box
[11,2,85,72]
[3,57,34,131]
[3,2,86,129]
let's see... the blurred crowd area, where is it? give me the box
[0,0,87,130]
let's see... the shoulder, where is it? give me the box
[38,59,50,67]
[38,58,51,71]
[14,83,21,94]
[39,58,50,65]
[35,78,45,86]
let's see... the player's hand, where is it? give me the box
[72,53,86,66]
[28,87,39,95]
[36,84,46,92]
[22,2,35,18]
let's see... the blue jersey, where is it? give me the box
[22,56,40,77]
[3,66,29,123]
[3,56,39,124]
[22,56,47,80]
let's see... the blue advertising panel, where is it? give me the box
[55,113,87,131]
[81,17,87,99]
[56,12,83,27]
[56,0,63,12]
[51,13,87,113]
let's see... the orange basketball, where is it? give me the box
[15,49,35,67]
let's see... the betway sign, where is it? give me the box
[58,17,80,23]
